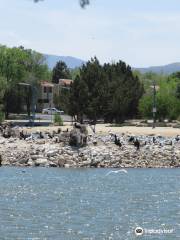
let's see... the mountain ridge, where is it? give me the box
[44,54,180,75]
[44,54,85,69]
[134,62,180,75]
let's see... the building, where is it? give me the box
[59,79,73,89]
[53,79,73,103]
[37,81,54,112]
[37,79,73,112]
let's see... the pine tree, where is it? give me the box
[68,76,88,123]
[52,61,71,84]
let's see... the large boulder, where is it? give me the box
[69,124,88,147]
[35,158,48,167]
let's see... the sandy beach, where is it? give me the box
[23,123,180,137]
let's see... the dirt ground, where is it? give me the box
[22,123,180,137]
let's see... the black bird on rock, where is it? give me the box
[20,131,26,140]
[134,139,140,150]
[74,123,81,129]
[114,134,122,147]
[175,135,180,142]
[129,136,134,142]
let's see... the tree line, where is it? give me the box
[1,45,180,124]
[54,57,144,123]
[137,71,180,121]
[0,45,50,119]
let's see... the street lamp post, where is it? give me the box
[18,83,36,126]
[46,87,53,123]
[152,80,157,129]
[31,85,36,126]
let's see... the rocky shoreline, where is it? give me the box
[0,128,180,168]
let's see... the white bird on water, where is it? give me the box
[106,169,128,176]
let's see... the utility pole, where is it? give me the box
[47,87,53,123]
[31,85,36,126]
[152,80,157,129]
[18,83,36,126]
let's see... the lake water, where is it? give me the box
[0,167,179,240]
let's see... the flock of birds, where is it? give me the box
[107,133,180,150]
[105,133,180,177]
[113,134,143,150]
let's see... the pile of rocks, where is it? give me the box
[0,129,180,168]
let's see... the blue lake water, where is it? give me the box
[0,167,179,240]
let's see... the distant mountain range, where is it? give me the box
[134,62,180,75]
[44,54,180,75]
[44,54,85,69]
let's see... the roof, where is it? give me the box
[59,79,73,86]
[41,81,54,87]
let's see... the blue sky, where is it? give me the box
[0,0,180,67]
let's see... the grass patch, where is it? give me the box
[54,113,63,126]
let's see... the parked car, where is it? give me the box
[42,108,64,115]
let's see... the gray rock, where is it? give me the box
[49,161,58,167]
[27,159,35,166]
[35,158,48,166]
[19,158,29,165]
[64,164,70,168]
[0,140,5,144]
[31,155,40,161]
[69,124,88,147]
[47,149,59,157]
[58,158,66,167]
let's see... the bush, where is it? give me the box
[0,111,5,124]
[54,113,63,126]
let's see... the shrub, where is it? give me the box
[54,113,63,126]
[0,111,5,124]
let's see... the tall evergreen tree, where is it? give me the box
[68,57,144,123]
[52,61,71,84]
[104,61,144,122]
[80,57,109,123]
[68,76,88,123]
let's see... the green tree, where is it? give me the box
[175,83,180,99]
[80,57,109,123]
[52,61,71,84]
[68,57,143,123]
[0,45,50,118]
[0,75,6,111]
[68,75,88,123]
[21,47,50,116]
[138,95,152,119]
[54,88,70,113]
[70,67,80,80]
[139,87,180,121]
[0,46,28,117]
[104,61,143,122]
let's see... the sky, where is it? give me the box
[0,0,180,67]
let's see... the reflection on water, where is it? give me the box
[0,167,179,239]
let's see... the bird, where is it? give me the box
[129,136,135,142]
[114,134,122,147]
[175,135,180,142]
[134,139,140,150]
[74,123,81,129]
[105,169,128,176]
